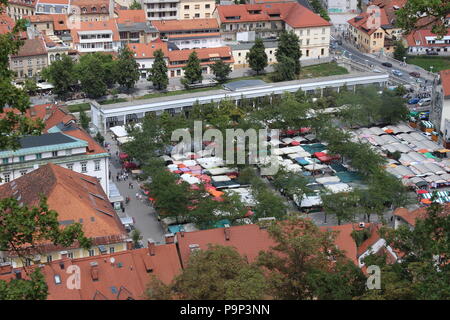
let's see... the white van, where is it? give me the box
[418,98,431,106]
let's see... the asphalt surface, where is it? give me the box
[105,134,165,246]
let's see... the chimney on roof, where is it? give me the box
[29,106,36,117]
[147,239,156,256]
[224,224,231,241]
[126,238,133,251]
[0,263,13,275]
[90,261,99,281]
[60,250,68,259]
[164,233,175,244]
[14,269,22,280]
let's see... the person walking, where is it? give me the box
[136,192,139,199]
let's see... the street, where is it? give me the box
[105,134,165,246]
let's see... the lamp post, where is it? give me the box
[403,56,406,66]
[430,66,434,73]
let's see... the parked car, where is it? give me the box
[408,98,420,104]
[381,62,393,67]
[392,69,403,77]
[426,51,439,56]
[418,98,432,106]
[416,78,424,84]
[372,68,382,73]
[409,72,420,78]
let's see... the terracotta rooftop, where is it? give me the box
[348,8,390,35]
[177,223,363,268]
[393,206,428,227]
[0,163,126,253]
[216,3,330,28]
[7,0,37,8]
[11,37,47,57]
[152,18,219,32]
[168,46,233,67]
[69,0,111,14]
[116,9,147,24]
[0,13,16,35]
[70,20,119,43]
[37,0,69,4]
[128,41,169,59]
[441,69,450,98]
[406,28,450,49]
[0,245,182,300]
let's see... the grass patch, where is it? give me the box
[299,62,349,79]
[406,55,450,72]
[137,85,222,100]
[66,103,90,112]
[98,98,128,105]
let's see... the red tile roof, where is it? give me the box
[128,41,169,59]
[177,223,362,268]
[116,9,147,24]
[38,0,69,4]
[152,18,219,33]
[168,46,233,68]
[69,0,111,14]
[441,69,450,98]
[0,245,182,300]
[216,3,330,28]
[348,8,390,35]
[70,20,119,43]
[7,0,37,8]
[0,164,126,254]
[64,127,108,155]
[393,207,428,227]
[23,14,69,31]
[0,13,16,35]
[11,37,47,57]
[405,28,450,49]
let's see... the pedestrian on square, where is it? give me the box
[136,192,139,199]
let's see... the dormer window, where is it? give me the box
[92,7,97,13]
[82,7,87,13]
[101,6,106,13]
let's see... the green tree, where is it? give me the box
[76,53,109,98]
[0,268,48,300]
[272,55,296,82]
[146,245,268,299]
[276,31,302,75]
[396,0,450,38]
[129,0,142,9]
[257,218,366,299]
[247,38,268,75]
[321,191,359,225]
[23,77,38,95]
[94,132,105,145]
[359,201,450,299]
[251,183,287,220]
[131,228,143,248]
[148,49,168,90]
[211,60,232,83]
[393,40,408,61]
[79,107,90,130]
[41,54,77,98]
[116,45,140,91]
[181,51,202,88]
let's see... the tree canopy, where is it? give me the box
[148,49,168,90]
[247,38,268,75]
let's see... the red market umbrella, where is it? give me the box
[290,141,300,146]
[245,209,255,217]
[119,152,129,160]
[173,170,182,174]
[416,189,428,194]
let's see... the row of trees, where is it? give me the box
[247,31,302,81]
[42,46,140,99]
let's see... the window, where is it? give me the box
[2,158,8,164]
[184,14,189,18]
[47,255,53,263]
[205,13,210,18]
[195,13,200,18]
[19,156,25,162]
[110,247,115,254]
[54,274,61,284]
[3,173,10,183]
[67,252,74,259]
[94,160,100,171]
[36,153,42,159]
[67,163,74,170]
[24,258,32,266]
[88,249,95,256]
[20,170,27,176]
[81,162,87,173]
[184,5,189,9]
[52,151,58,157]
[321,48,324,55]
[66,149,72,156]
[322,28,325,34]
[205,4,210,8]
[195,4,200,9]
[28,69,33,77]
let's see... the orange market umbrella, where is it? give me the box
[418,149,429,153]
[421,199,432,204]
[384,129,394,134]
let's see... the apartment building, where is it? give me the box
[69,0,116,22]
[70,20,121,53]
[9,37,48,81]
[230,40,278,68]
[35,0,70,15]
[321,0,357,13]
[152,18,222,50]
[0,163,127,268]
[0,104,110,192]
[406,29,450,56]
[6,0,36,20]
[178,0,215,19]
[116,9,159,45]
[141,0,179,20]
[128,41,169,78]
[167,46,233,78]
[216,3,331,59]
